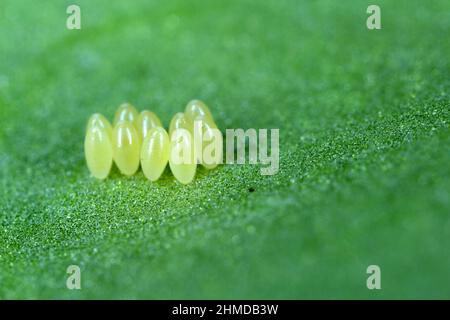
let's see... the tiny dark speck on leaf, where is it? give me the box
[248,187,255,193]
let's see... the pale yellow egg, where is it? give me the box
[113,103,139,128]
[86,113,112,139]
[140,127,170,181]
[192,115,223,170]
[137,110,162,141]
[168,113,196,184]
[184,99,215,124]
[112,121,140,176]
[84,114,113,179]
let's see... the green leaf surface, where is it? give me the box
[0,0,449,298]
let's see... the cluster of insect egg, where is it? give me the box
[84,100,222,184]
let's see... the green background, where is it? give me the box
[0,0,449,299]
